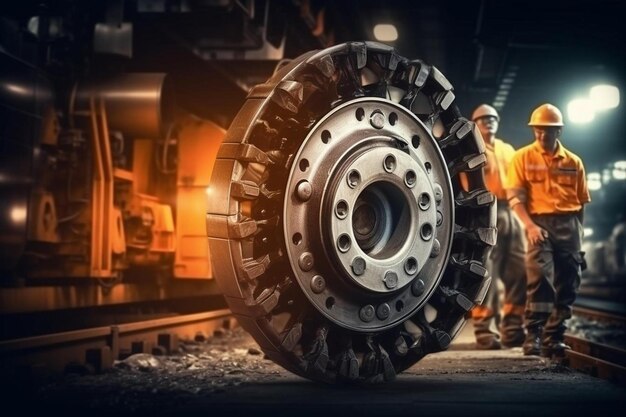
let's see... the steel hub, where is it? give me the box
[284,98,453,331]
[207,42,496,384]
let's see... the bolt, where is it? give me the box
[433,183,443,203]
[335,200,348,219]
[359,304,375,322]
[436,210,443,226]
[419,193,431,210]
[337,234,352,253]
[411,278,425,296]
[376,303,391,320]
[370,110,385,129]
[298,252,314,272]
[310,275,326,294]
[383,271,398,289]
[404,257,418,275]
[420,223,433,241]
[383,154,396,173]
[351,256,366,276]
[430,239,441,258]
[404,170,417,188]
[347,170,361,188]
[296,180,312,202]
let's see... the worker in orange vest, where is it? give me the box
[507,103,591,357]
[469,104,527,350]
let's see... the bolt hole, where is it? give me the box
[425,162,432,173]
[389,112,398,126]
[412,135,421,148]
[292,233,302,246]
[326,297,335,309]
[418,193,431,210]
[405,170,417,187]
[335,200,349,219]
[337,234,352,253]
[299,159,309,172]
[421,223,433,241]
[383,154,396,172]
[395,300,405,312]
[405,257,418,275]
[321,130,331,144]
[355,107,365,121]
[347,170,361,188]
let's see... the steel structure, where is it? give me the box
[208,42,496,383]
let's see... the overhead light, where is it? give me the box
[373,24,398,42]
[583,228,594,238]
[590,85,620,110]
[10,205,27,224]
[567,98,595,124]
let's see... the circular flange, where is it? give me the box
[208,41,495,384]
[283,98,454,332]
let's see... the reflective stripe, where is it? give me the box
[471,305,493,319]
[528,302,553,313]
[506,187,527,206]
[507,141,591,214]
[502,303,525,316]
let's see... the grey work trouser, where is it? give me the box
[473,203,527,341]
[525,214,583,342]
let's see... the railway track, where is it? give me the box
[564,335,626,384]
[565,297,626,384]
[2,291,624,386]
[0,309,234,377]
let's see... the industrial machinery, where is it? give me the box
[1,2,495,383]
[208,42,495,383]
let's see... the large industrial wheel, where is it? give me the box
[207,42,496,383]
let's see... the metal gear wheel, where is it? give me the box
[207,42,496,383]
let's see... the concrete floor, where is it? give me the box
[174,324,625,417]
[9,323,625,417]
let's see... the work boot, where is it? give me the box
[475,332,502,350]
[471,304,500,350]
[541,335,571,358]
[501,331,525,348]
[542,310,571,358]
[500,315,525,348]
[522,326,542,356]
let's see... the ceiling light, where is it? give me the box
[373,24,398,42]
[567,98,595,124]
[590,85,620,110]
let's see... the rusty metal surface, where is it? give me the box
[0,309,233,375]
[71,73,174,139]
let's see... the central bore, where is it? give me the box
[352,181,412,260]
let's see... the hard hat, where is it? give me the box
[471,104,499,121]
[528,103,564,126]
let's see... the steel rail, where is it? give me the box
[0,309,233,374]
[564,334,626,385]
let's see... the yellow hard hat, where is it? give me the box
[471,104,499,121]
[528,103,564,126]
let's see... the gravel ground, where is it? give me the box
[4,323,624,417]
[19,327,288,414]
[568,315,626,348]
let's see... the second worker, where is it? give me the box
[470,104,528,349]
